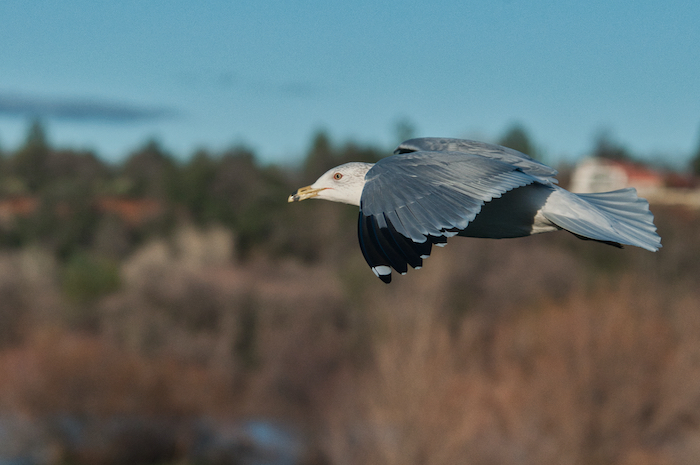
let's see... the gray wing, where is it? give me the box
[395,137,558,184]
[358,150,543,282]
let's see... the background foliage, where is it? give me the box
[0,121,699,464]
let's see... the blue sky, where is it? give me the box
[1,0,699,167]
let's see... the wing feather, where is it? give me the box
[394,137,557,183]
[357,213,392,283]
[358,150,540,281]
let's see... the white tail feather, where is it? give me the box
[542,187,661,252]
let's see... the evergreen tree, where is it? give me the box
[179,149,217,223]
[499,123,538,159]
[13,119,50,191]
[691,127,700,175]
[122,139,177,198]
[592,130,632,161]
[303,130,335,178]
[394,118,416,145]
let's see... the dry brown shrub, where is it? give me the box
[1,211,699,464]
[0,330,237,417]
[319,271,699,465]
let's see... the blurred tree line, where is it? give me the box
[0,122,388,269]
[0,119,698,275]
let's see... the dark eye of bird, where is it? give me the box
[333,173,343,180]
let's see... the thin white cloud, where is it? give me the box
[0,92,179,123]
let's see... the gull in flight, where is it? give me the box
[289,138,661,283]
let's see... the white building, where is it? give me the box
[570,157,664,195]
[570,157,700,208]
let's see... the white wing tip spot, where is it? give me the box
[372,266,392,277]
[436,243,447,247]
[420,255,429,259]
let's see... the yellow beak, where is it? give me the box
[287,185,327,202]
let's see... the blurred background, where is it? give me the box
[1,1,700,464]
